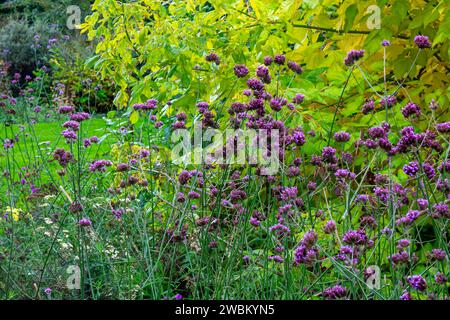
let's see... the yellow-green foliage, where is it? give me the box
[82,0,449,120]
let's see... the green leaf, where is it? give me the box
[130,110,140,124]
[344,4,358,32]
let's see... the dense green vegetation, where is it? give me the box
[0,0,448,300]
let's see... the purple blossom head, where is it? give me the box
[256,65,271,83]
[205,52,220,65]
[174,293,183,300]
[436,122,450,133]
[343,229,367,245]
[263,56,273,66]
[414,35,431,48]
[407,275,427,291]
[381,40,391,47]
[428,99,439,110]
[292,93,305,104]
[401,102,421,119]
[429,248,446,261]
[89,159,112,172]
[400,290,412,300]
[274,54,286,65]
[178,170,191,185]
[233,64,249,78]
[280,186,298,201]
[322,285,347,300]
[417,198,429,210]
[79,218,92,226]
[188,191,200,199]
[321,146,336,161]
[380,95,396,108]
[58,105,74,114]
[3,139,14,149]
[323,220,336,234]
[287,61,303,74]
[435,272,447,284]
[62,129,77,142]
[403,161,420,177]
[247,77,264,91]
[334,131,350,142]
[344,49,364,66]
[361,99,375,114]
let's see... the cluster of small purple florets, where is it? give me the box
[157,48,450,300]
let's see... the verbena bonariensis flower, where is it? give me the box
[436,122,450,133]
[268,255,283,263]
[205,52,220,65]
[321,146,336,162]
[435,272,448,284]
[188,191,200,199]
[322,285,347,300]
[335,169,356,180]
[380,96,398,110]
[362,99,375,114]
[249,216,260,227]
[3,139,14,149]
[323,220,336,234]
[133,99,158,110]
[401,102,421,119]
[294,231,319,266]
[344,49,364,66]
[53,148,74,167]
[247,77,265,91]
[287,61,303,74]
[79,218,92,226]
[342,229,367,245]
[70,112,90,122]
[291,128,306,146]
[292,93,304,104]
[428,248,446,261]
[274,54,286,65]
[400,290,412,300]
[396,210,421,226]
[429,99,439,110]
[263,56,273,66]
[89,159,112,172]
[432,203,449,218]
[422,162,435,179]
[397,239,410,250]
[414,35,431,48]
[269,97,287,112]
[403,161,420,177]
[178,170,191,185]
[256,65,271,83]
[62,129,77,142]
[407,275,427,291]
[58,105,74,114]
[269,223,290,238]
[381,40,391,47]
[62,120,80,131]
[280,186,298,201]
[233,64,249,78]
[417,198,429,210]
[334,131,350,142]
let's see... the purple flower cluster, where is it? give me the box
[344,49,364,66]
[294,231,319,266]
[414,35,431,48]
[233,64,249,78]
[401,102,421,119]
[89,159,113,172]
[133,99,158,111]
